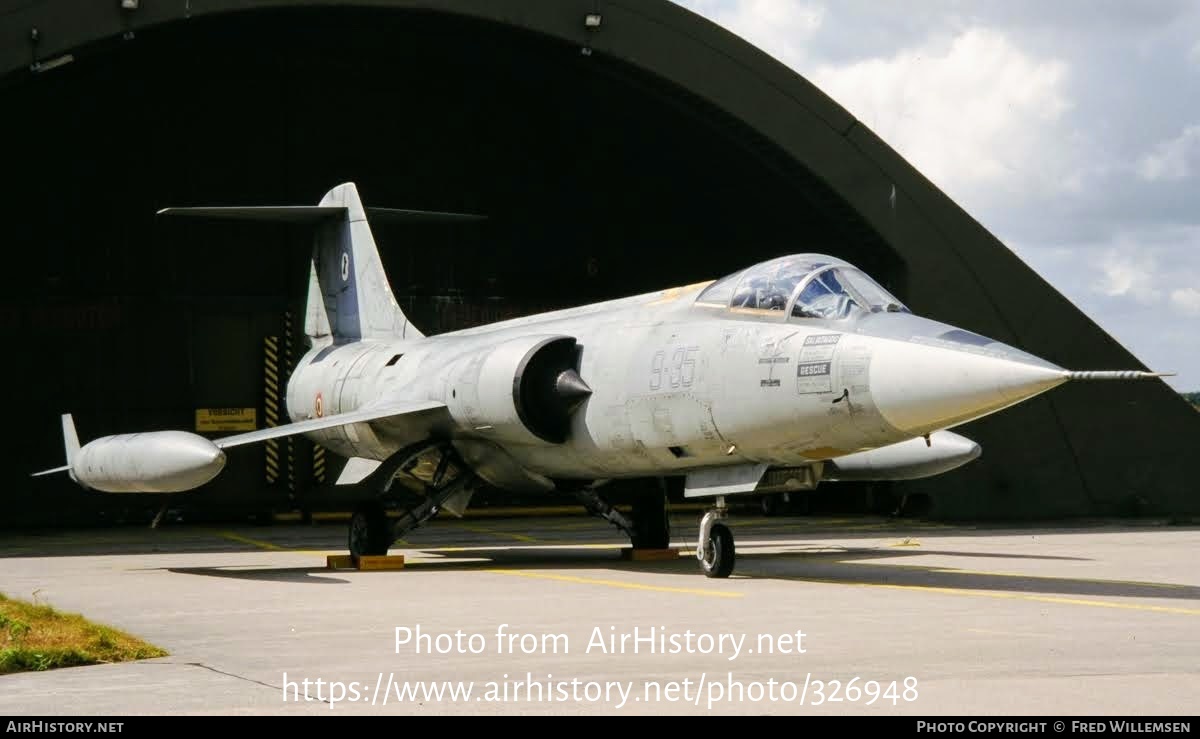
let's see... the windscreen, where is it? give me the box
[791,266,907,319]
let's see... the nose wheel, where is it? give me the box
[697,497,735,578]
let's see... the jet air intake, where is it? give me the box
[444,335,591,444]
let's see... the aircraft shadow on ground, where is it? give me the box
[164,566,349,584]
[155,542,1200,604]
[431,545,1200,602]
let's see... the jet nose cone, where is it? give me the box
[867,320,1067,435]
[857,312,1063,370]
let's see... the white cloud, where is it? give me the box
[1136,124,1200,181]
[1170,287,1200,315]
[808,29,1073,202]
[686,0,824,69]
[1094,246,1157,300]
[672,1,1200,388]
[1083,227,1200,318]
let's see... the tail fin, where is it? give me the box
[160,182,485,344]
[307,183,421,343]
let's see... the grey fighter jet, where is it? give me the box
[33,184,1167,577]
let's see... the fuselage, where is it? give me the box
[285,277,1069,492]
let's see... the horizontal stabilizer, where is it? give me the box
[368,207,486,223]
[156,206,485,224]
[213,400,445,449]
[156,206,347,223]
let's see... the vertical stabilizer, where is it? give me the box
[306,183,423,342]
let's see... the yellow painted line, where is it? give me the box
[485,569,742,598]
[214,533,337,558]
[538,520,613,531]
[455,523,538,543]
[769,574,1200,616]
[218,531,286,551]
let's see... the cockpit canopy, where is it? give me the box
[695,254,908,321]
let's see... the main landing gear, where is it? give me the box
[573,480,737,577]
[697,496,735,578]
[347,441,476,558]
[569,479,672,551]
[348,500,391,556]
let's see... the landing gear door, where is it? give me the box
[683,463,768,498]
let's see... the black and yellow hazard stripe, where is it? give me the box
[264,334,281,484]
[284,311,296,494]
[313,444,326,483]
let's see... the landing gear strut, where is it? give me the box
[631,482,671,549]
[569,480,672,550]
[346,441,476,558]
[697,496,735,578]
[569,487,635,540]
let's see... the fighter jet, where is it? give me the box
[33,183,1168,577]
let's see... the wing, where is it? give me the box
[212,400,446,449]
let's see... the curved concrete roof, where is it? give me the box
[3,0,1196,516]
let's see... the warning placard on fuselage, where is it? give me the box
[796,334,841,394]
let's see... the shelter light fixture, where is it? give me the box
[584,14,602,28]
[121,0,139,9]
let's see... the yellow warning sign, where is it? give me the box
[195,407,257,432]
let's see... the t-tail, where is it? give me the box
[158,182,483,344]
[305,183,419,344]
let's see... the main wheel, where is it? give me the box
[700,522,735,578]
[760,495,780,517]
[631,486,671,549]
[348,501,391,557]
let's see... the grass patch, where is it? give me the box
[0,592,167,674]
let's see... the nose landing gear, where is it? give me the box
[697,496,735,578]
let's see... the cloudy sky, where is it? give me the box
[675,0,1200,391]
